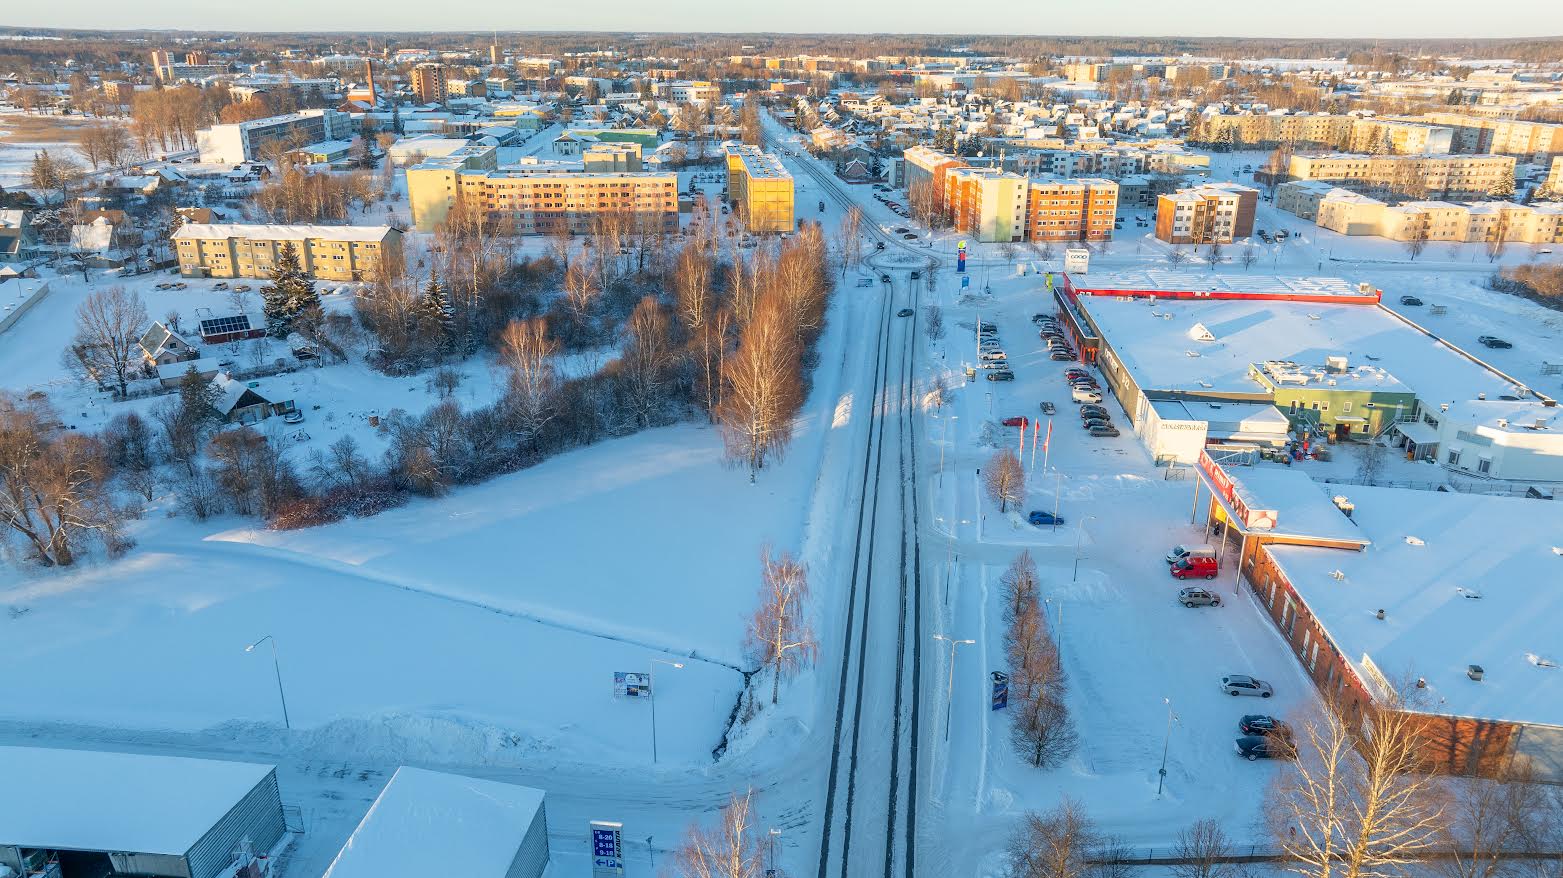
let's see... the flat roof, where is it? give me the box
[1072,271,1377,301]
[323,767,545,878]
[0,747,275,856]
[1082,296,1520,402]
[1269,486,1563,727]
[1217,465,1369,544]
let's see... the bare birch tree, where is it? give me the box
[1172,819,1236,878]
[669,787,767,878]
[1274,698,1445,878]
[717,295,801,478]
[1009,797,1107,878]
[744,547,817,704]
[67,286,148,399]
[985,448,1026,512]
[619,296,674,428]
[497,317,558,444]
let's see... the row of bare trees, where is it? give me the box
[1003,552,1078,768]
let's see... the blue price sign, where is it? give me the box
[591,821,624,876]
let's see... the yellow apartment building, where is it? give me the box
[172,223,403,281]
[725,144,795,233]
[1287,153,1515,200]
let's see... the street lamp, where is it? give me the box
[1072,515,1098,582]
[933,634,977,741]
[940,414,958,486]
[649,658,683,763]
[244,635,290,731]
[768,828,783,874]
[1157,697,1180,798]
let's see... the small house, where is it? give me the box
[138,322,201,367]
[212,374,295,425]
[157,357,220,389]
[197,313,265,345]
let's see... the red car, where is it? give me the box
[1002,416,1030,428]
[1171,556,1219,580]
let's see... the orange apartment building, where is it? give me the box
[903,145,970,218]
[1155,182,1257,244]
[1026,178,1118,243]
[411,63,448,105]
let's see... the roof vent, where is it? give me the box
[1528,654,1559,669]
[1467,665,1485,681]
[1404,535,1424,546]
[1458,587,1483,600]
[1330,569,1346,581]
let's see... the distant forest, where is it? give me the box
[3,29,1563,75]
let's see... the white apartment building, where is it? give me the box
[197,109,352,165]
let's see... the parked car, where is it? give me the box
[897,308,914,317]
[1064,368,1090,380]
[1172,555,1219,580]
[986,370,1015,381]
[910,271,921,279]
[1082,417,1112,430]
[1031,313,1051,324]
[1002,416,1029,427]
[1079,407,1108,422]
[1399,295,1423,306]
[1178,587,1221,607]
[1166,544,1216,565]
[1087,424,1120,438]
[978,321,997,332]
[1028,511,1065,526]
[1221,675,1274,698]
[982,349,1008,361]
[1072,388,1103,404]
[1235,736,1287,760]
[1040,401,1056,415]
[1051,351,1076,362]
[894,227,909,234]
[1478,336,1513,349]
[1239,715,1291,737]
[903,233,918,240]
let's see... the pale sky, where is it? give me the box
[8,0,1563,39]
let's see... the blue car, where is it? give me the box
[1028,511,1065,526]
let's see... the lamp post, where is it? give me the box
[768,828,782,875]
[1157,697,1180,798]
[1072,515,1097,582]
[244,635,290,731]
[940,415,958,486]
[649,658,683,763]
[933,634,977,741]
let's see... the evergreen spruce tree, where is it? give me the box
[260,242,318,336]
[420,276,455,349]
[177,363,224,425]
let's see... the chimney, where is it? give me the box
[364,59,377,104]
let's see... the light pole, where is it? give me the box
[933,634,977,741]
[940,414,958,486]
[1072,515,1097,582]
[649,658,683,763]
[244,635,290,731]
[768,828,782,875]
[1157,697,1180,798]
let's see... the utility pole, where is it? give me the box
[934,634,977,741]
[1157,697,1179,798]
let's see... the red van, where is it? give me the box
[1171,555,1219,580]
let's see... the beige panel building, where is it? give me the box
[1406,113,1563,159]
[407,161,679,235]
[1286,153,1515,200]
[173,224,403,281]
[724,144,795,234]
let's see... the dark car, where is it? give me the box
[1050,351,1076,361]
[910,270,922,279]
[1478,336,1513,349]
[1399,295,1423,306]
[904,233,918,240]
[875,241,886,250]
[1032,313,1052,324]
[1240,715,1291,737]
[897,308,914,317]
[1235,735,1289,761]
[1064,369,1090,379]
[1087,424,1120,438]
[1079,403,1108,417]
[1082,417,1112,430]
[880,274,892,283]
[894,227,909,234]
[986,370,1015,381]
[978,321,997,332]
[1040,401,1056,415]
[1028,510,1064,526]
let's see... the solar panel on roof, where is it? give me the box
[200,315,252,335]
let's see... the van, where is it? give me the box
[1171,555,1219,580]
[1166,545,1216,565]
[1071,387,1103,404]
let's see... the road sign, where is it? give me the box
[592,821,625,877]
[614,672,650,698]
[991,671,1009,710]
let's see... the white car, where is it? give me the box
[1071,387,1103,404]
[1221,675,1274,698]
[981,349,1007,361]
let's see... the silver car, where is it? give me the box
[1178,587,1221,608]
[1221,675,1273,698]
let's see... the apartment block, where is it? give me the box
[172,223,402,281]
[1197,114,1355,148]
[1544,156,1563,198]
[1154,182,1257,244]
[411,63,448,105]
[582,143,643,173]
[405,144,504,229]
[1277,181,1563,244]
[947,168,1027,243]
[1286,153,1516,200]
[902,145,968,217]
[407,158,678,235]
[1347,119,1455,155]
[654,80,719,104]
[724,144,795,234]
[196,109,352,165]
[1407,113,1563,159]
[1024,178,1117,243]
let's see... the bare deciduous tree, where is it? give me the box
[1172,819,1236,878]
[1274,698,1445,878]
[1009,797,1108,878]
[497,317,558,444]
[925,304,946,342]
[619,296,674,428]
[1002,551,1040,625]
[0,394,125,566]
[985,448,1026,512]
[744,547,817,704]
[68,286,148,399]
[670,787,767,878]
[717,295,801,478]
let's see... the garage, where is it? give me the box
[0,747,287,878]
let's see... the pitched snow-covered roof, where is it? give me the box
[0,746,276,856]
